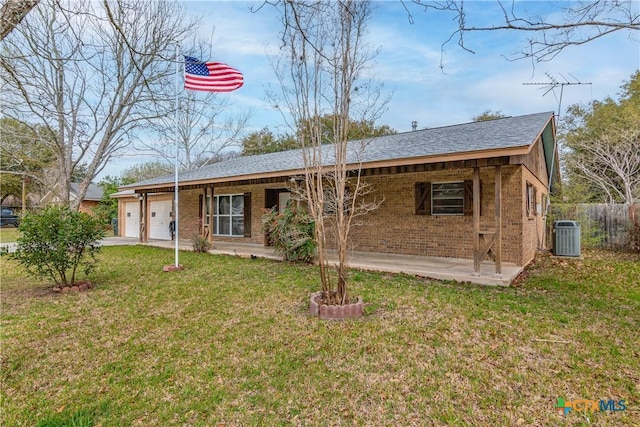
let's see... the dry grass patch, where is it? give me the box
[1,246,638,426]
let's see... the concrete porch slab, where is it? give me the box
[123,238,521,286]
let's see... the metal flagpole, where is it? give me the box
[174,43,180,267]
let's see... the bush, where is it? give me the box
[12,206,106,287]
[191,233,211,253]
[262,204,316,263]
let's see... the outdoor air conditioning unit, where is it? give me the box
[553,220,581,257]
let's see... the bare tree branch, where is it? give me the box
[271,0,387,305]
[1,0,196,209]
[567,127,640,204]
[408,0,640,63]
[0,0,38,40]
[139,91,251,170]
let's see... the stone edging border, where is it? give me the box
[52,281,93,293]
[309,291,364,320]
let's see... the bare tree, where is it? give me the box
[406,0,640,62]
[140,91,251,171]
[272,1,387,305]
[0,118,55,201]
[566,127,640,205]
[0,0,195,209]
[0,0,39,40]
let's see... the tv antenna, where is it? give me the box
[522,72,592,118]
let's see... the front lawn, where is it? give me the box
[1,246,638,426]
[0,227,20,244]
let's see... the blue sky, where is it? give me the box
[105,0,640,177]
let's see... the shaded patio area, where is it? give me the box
[101,237,522,286]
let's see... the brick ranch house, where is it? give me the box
[115,111,559,274]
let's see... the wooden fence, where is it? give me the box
[548,203,639,250]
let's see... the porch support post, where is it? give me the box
[473,167,481,276]
[139,193,147,243]
[201,187,207,237]
[208,186,215,246]
[494,166,502,278]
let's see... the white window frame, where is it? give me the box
[431,181,464,216]
[213,194,244,237]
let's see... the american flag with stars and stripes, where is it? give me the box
[184,56,243,92]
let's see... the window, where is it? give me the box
[432,182,465,215]
[416,181,474,216]
[526,182,537,217]
[213,194,244,236]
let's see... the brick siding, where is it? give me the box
[169,164,541,266]
[347,166,526,264]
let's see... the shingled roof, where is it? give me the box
[70,183,103,201]
[124,111,554,190]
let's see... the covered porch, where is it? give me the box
[133,238,523,286]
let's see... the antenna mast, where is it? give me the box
[523,72,592,118]
[523,73,592,222]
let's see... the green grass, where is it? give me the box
[1,246,639,426]
[0,227,20,244]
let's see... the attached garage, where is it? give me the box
[149,200,173,240]
[124,201,140,238]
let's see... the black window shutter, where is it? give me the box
[463,180,480,216]
[198,194,203,219]
[415,182,431,215]
[265,189,278,211]
[243,192,252,237]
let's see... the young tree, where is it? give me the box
[140,91,251,170]
[13,206,106,287]
[272,1,387,305]
[0,0,195,210]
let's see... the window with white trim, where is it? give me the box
[214,194,244,236]
[431,182,464,215]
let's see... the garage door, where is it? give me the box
[124,202,140,238]
[149,200,173,240]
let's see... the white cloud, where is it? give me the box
[100,0,640,177]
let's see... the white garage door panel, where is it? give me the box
[124,202,140,238]
[149,200,172,240]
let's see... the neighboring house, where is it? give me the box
[0,193,41,211]
[41,182,103,214]
[115,112,559,272]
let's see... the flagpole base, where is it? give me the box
[163,264,184,272]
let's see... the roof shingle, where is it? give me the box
[124,111,553,189]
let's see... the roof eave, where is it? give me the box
[127,145,532,192]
